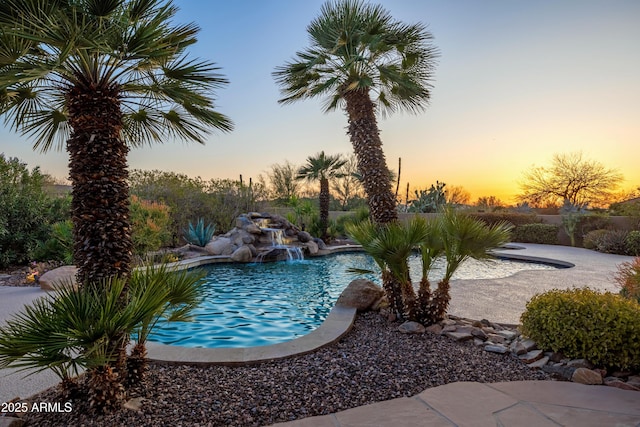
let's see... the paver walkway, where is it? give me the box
[270,381,640,427]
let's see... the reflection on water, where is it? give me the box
[147,252,556,348]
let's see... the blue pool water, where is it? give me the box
[146,252,557,348]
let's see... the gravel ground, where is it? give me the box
[18,311,550,427]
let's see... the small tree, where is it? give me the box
[266,161,301,205]
[518,152,623,208]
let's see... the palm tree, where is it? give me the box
[423,209,513,324]
[0,0,232,286]
[296,151,346,240]
[274,0,438,225]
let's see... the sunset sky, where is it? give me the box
[1,0,638,204]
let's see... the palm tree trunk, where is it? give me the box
[343,89,397,225]
[319,177,330,239]
[429,279,451,324]
[67,81,133,405]
[66,82,133,286]
[381,270,404,319]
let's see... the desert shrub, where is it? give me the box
[32,220,74,264]
[520,288,640,369]
[129,170,267,243]
[130,196,172,256]
[614,258,640,304]
[625,231,640,256]
[335,207,370,236]
[469,212,540,228]
[512,223,558,244]
[583,229,608,250]
[596,229,629,255]
[0,155,53,267]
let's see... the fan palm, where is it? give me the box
[424,209,513,324]
[274,0,438,225]
[296,151,346,240]
[0,0,232,286]
[347,217,427,320]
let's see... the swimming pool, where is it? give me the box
[146,252,559,348]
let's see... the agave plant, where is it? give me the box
[184,218,216,247]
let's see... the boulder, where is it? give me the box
[335,279,383,312]
[398,321,425,334]
[39,266,77,291]
[235,215,253,229]
[571,368,603,385]
[297,231,312,243]
[205,237,233,256]
[304,241,319,255]
[230,246,253,263]
[313,238,327,250]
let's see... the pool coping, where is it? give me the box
[147,244,572,366]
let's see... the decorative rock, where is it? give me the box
[313,238,327,250]
[519,349,544,364]
[124,397,144,411]
[510,341,527,356]
[39,266,77,291]
[230,246,253,262]
[571,368,603,385]
[627,375,640,388]
[604,377,640,391]
[485,345,509,354]
[519,339,537,352]
[205,237,233,255]
[567,359,594,369]
[548,352,564,363]
[527,356,549,369]
[425,324,443,335]
[473,338,485,347]
[471,328,488,340]
[442,325,457,333]
[486,334,506,344]
[297,231,312,243]
[335,279,383,312]
[542,364,576,380]
[244,223,262,234]
[496,330,518,340]
[304,241,319,255]
[398,321,426,334]
[455,326,475,334]
[444,332,474,342]
[441,319,456,326]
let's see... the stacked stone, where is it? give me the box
[401,314,640,392]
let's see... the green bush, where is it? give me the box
[512,223,558,244]
[0,155,53,267]
[130,195,172,256]
[33,220,73,264]
[520,288,640,369]
[625,231,640,256]
[583,229,608,250]
[335,207,370,236]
